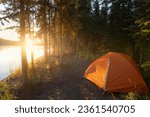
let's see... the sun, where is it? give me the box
[26,39,34,46]
[25,39,35,53]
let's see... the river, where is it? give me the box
[0,45,44,81]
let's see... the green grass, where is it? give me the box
[0,82,13,100]
[119,92,150,100]
[142,61,150,72]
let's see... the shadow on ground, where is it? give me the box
[16,56,113,100]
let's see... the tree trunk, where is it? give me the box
[48,2,52,57]
[76,38,79,57]
[43,4,48,63]
[56,12,59,57]
[59,18,62,64]
[20,0,28,82]
[27,4,36,75]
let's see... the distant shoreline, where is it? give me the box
[0,38,43,46]
[0,38,19,45]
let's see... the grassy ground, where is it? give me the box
[0,82,13,100]
[0,55,113,100]
[0,54,150,100]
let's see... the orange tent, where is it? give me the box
[84,52,148,93]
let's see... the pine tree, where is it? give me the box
[0,0,32,82]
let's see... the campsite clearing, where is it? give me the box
[11,55,113,100]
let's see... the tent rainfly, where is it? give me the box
[84,52,148,93]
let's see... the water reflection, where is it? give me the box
[0,46,44,80]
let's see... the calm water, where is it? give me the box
[0,46,44,81]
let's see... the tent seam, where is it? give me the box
[103,57,111,91]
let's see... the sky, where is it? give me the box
[0,22,19,41]
[0,4,19,41]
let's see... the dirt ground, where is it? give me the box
[16,55,113,100]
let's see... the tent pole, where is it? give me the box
[103,57,111,91]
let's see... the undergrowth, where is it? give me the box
[0,82,13,100]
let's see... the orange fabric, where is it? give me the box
[84,52,148,93]
[85,58,108,88]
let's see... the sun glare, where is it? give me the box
[24,39,44,62]
[22,38,44,62]
[26,39,34,45]
[25,39,35,53]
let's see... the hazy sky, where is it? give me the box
[0,25,19,41]
[0,4,19,41]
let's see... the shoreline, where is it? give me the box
[0,55,45,99]
[0,55,44,81]
[0,55,150,100]
[0,45,44,82]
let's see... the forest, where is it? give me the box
[0,0,150,100]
